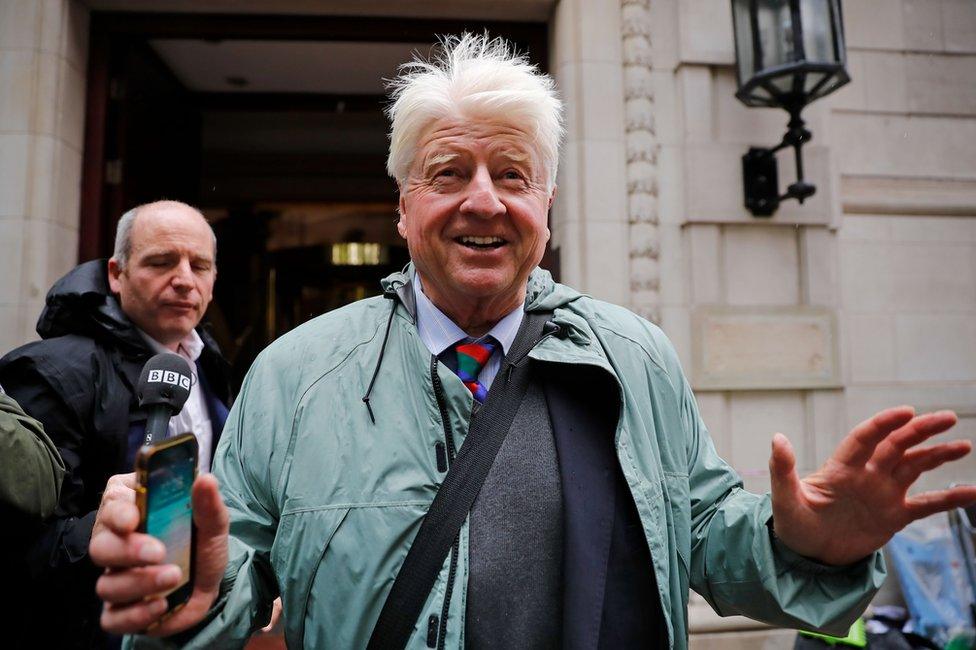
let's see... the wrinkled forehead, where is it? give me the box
[413,117,542,168]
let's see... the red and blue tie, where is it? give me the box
[453,339,496,403]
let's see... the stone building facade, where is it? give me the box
[1,0,974,646]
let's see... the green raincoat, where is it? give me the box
[133,267,884,649]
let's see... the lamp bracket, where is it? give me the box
[742,108,816,217]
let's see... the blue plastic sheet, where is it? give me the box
[887,512,976,647]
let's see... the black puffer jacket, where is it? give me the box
[0,259,231,649]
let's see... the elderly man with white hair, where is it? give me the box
[92,35,975,649]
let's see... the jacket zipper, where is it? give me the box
[430,356,460,650]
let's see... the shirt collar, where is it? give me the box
[412,271,524,357]
[138,328,204,364]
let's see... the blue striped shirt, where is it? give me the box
[412,272,524,390]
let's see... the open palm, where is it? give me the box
[769,406,976,566]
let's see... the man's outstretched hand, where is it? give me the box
[769,406,976,566]
[89,472,229,636]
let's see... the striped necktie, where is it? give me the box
[453,339,497,403]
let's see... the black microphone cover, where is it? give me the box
[137,353,193,413]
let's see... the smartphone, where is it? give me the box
[135,433,197,616]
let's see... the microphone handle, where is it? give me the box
[144,406,172,446]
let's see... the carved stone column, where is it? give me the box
[621,0,660,323]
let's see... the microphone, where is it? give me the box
[137,353,193,446]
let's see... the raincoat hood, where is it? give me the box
[35,259,146,355]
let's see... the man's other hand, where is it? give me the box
[90,472,229,636]
[769,406,976,566]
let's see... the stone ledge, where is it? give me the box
[842,175,976,216]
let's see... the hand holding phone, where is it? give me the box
[90,466,230,636]
[135,433,198,618]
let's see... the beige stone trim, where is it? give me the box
[842,175,976,217]
[622,0,660,322]
[691,306,842,391]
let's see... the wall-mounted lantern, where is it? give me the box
[731,0,850,216]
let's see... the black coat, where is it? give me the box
[0,259,231,649]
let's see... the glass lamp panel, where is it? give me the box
[804,70,828,92]
[800,0,837,63]
[757,0,795,69]
[769,71,795,94]
[810,73,845,100]
[732,0,756,84]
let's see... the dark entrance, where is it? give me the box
[80,13,550,385]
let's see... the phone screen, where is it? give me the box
[145,442,195,599]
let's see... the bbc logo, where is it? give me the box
[148,369,191,390]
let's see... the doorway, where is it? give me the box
[79,13,550,384]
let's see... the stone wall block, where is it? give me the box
[38,0,66,55]
[677,0,734,64]
[54,142,82,229]
[889,214,976,243]
[0,50,37,133]
[27,134,57,222]
[679,64,712,143]
[838,214,893,242]
[57,61,86,150]
[861,51,908,113]
[659,304,690,364]
[832,112,976,179]
[840,240,976,311]
[905,53,976,116]
[688,224,722,305]
[658,222,685,304]
[34,51,61,137]
[0,0,40,50]
[723,225,800,306]
[809,390,844,466]
[847,313,897,383]
[577,0,622,64]
[562,61,626,143]
[0,219,25,303]
[843,0,905,50]
[0,134,29,217]
[647,0,678,71]
[585,218,630,304]
[692,307,840,390]
[694,391,730,459]
[800,226,837,307]
[943,0,976,53]
[24,217,77,301]
[729,391,807,481]
[656,145,684,225]
[903,0,946,51]
[580,141,628,220]
[895,313,976,382]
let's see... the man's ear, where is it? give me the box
[107,258,123,294]
[396,193,408,240]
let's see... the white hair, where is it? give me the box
[385,32,564,190]
[112,200,216,270]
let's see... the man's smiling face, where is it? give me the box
[397,117,554,322]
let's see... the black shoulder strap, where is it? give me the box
[367,310,553,650]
